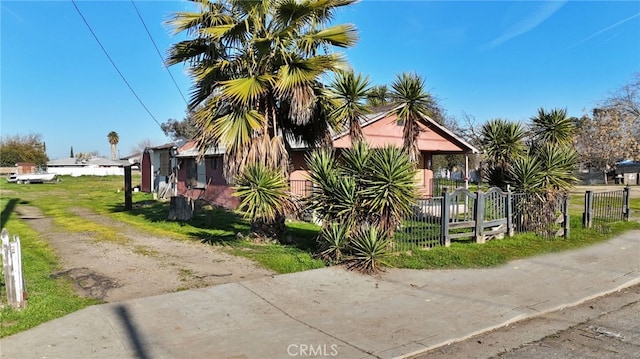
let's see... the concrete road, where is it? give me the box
[412,283,640,359]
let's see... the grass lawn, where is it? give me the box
[2,175,325,273]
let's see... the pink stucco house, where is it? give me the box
[141,106,478,209]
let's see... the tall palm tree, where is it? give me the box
[107,131,119,160]
[530,108,575,146]
[166,0,358,181]
[390,73,433,162]
[326,70,372,143]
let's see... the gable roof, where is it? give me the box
[332,105,479,154]
[170,105,479,157]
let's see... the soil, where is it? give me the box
[14,205,274,303]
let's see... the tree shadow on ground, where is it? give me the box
[1,198,20,229]
[107,200,321,253]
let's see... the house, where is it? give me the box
[140,142,183,197]
[47,157,127,177]
[291,105,479,198]
[141,106,478,208]
[615,160,640,185]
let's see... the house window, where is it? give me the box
[186,159,206,188]
[211,156,218,170]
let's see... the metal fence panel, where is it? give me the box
[395,197,444,251]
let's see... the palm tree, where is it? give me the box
[166,0,358,181]
[390,73,433,162]
[530,108,575,146]
[326,70,372,144]
[108,131,119,160]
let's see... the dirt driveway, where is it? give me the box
[15,205,274,303]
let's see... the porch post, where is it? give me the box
[464,154,469,190]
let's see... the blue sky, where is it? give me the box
[2,1,639,161]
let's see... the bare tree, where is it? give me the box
[601,73,640,145]
[575,74,640,183]
[130,139,154,155]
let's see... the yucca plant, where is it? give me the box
[530,108,575,147]
[480,119,526,187]
[348,226,391,274]
[362,146,418,236]
[306,142,417,272]
[326,71,372,143]
[535,143,578,193]
[339,140,372,181]
[234,163,298,237]
[390,72,434,162]
[508,156,543,193]
[318,223,350,263]
[306,148,361,226]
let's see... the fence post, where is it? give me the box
[623,185,630,221]
[1,228,27,309]
[563,195,570,239]
[124,165,132,211]
[583,191,593,228]
[440,189,450,247]
[475,190,485,243]
[506,190,514,237]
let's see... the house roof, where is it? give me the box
[143,139,187,152]
[332,105,479,154]
[47,157,125,167]
[175,141,225,157]
[170,105,479,157]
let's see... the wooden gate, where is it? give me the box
[441,187,514,245]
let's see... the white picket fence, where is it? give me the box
[1,228,27,309]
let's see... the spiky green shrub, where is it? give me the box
[348,226,391,274]
[307,141,416,272]
[234,163,298,237]
[318,223,350,263]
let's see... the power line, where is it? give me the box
[70,0,163,130]
[130,0,189,106]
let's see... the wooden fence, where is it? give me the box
[2,228,27,309]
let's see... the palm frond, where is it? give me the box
[220,75,274,105]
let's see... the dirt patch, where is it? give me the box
[17,205,274,302]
